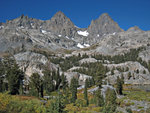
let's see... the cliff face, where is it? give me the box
[0,11,124,53]
[87,13,123,37]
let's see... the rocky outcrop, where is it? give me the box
[14,51,58,77]
[93,30,150,55]
[79,57,97,64]
[138,46,150,62]
[104,61,150,84]
[87,85,116,98]
[64,72,91,85]
[127,26,143,32]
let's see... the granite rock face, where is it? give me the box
[43,11,77,38]
[78,29,150,56]
[104,61,150,85]
[87,13,123,38]
[0,11,123,53]
[64,72,91,85]
[138,46,150,62]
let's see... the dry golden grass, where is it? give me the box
[13,95,38,101]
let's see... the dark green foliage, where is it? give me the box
[116,76,123,95]
[148,60,150,72]
[63,87,71,105]
[47,91,65,113]
[128,72,132,80]
[6,63,24,95]
[84,79,89,106]
[42,67,68,94]
[74,62,107,84]
[30,73,43,97]
[87,77,95,88]
[50,54,89,71]
[48,91,65,113]
[116,67,125,72]
[85,78,95,88]
[143,70,146,74]
[70,77,78,103]
[136,69,139,74]
[126,108,133,113]
[0,57,24,94]
[95,89,104,107]
[54,68,61,90]
[55,92,65,113]
[92,47,147,66]
[95,75,103,88]
[103,88,117,113]
[43,68,54,93]
[111,69,114,75]
[126,67,129,71]
[121,74,124,84]
[61,73,68,90]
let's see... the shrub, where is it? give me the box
[126,108,132,113]
[75,99,87,107]
[0,93,46,113]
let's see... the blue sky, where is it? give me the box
[0,0,150,30]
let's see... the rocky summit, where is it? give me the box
[0,11,123,53]
[0,11,150,86]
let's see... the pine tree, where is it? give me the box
[136,69,139,74]
[0,60,4,92]
[70,77,78,103]
[111,69,114,75]
[48,90,65,113]
[43,69,54,93]
[55,90,65,113]
[116,76,123,95]
[84,79,89,106]
[143,70,146,74]
[55,68,61,90]
[103,88,117,113]
[128,72,132,80]
[6,63,24,95]
[121,74,124,84]
[30,73,43,97]
[96,74,103,88]
[61,73,68,90]
[95,89,104,107]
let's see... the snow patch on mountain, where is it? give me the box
[58,35,62,37]
[41,30,47,34]
[84,44,90,47]
[77,43,84,48]
[77,43,90,48]
[112,32,116,35]
[77,31,89,36]
[65,36,69,39]
[0,26,4,29]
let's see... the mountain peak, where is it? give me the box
[87,13,123,36]
[127,26,142,32]
[99,13,110,18]
[19,14,29,20]
[55,11,65,15]
[52,11,66,19]
[98,13,114,23]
